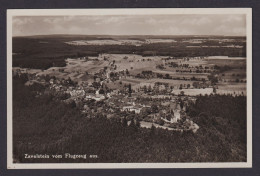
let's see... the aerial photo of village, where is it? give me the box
[12,14,248,163]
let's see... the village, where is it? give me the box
[13,63,201,133]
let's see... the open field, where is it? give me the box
[172,85,246,96]
[14,52,247,96]
[29,54,163,82]
[65,39,179,46]
[205,57,246,67]
[113,77,195,90]
[153,70,209,79]
[146,39,177,43]
[217,83,246,95]
[12,67,42,74]
[172,88,213,96]
[221,69,246,79]
[170,59,209,67]
[101,54,163,72]
[140,121,175,131]
[65,39,145,46]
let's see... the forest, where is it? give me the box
[13,35,246,69]
[13,75,247,163]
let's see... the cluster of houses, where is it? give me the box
[14,67,200,131]
[85,91,106,101]
[121,102,151,114]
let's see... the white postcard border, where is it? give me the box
[7,8,252,169]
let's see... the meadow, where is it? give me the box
[14,52,247,96]
[13,35,247,96]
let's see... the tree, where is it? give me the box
[69,100,76,108]
[158,119,164,126]
[110,72,115,78]
[213,87,217,94]
[99,89,105,94]
[126,69,129,75]
[148,85,152,92]
[122,118,127,127]
[150,124,156,136]
[179,99,184,109]
[166,114,172,121]
[193,82,199,88]
[129,119,136,129]
[135,120,140,127]
[151,104,159,113]
[208,74,218,85]
[128,84,132,96]
[143,85,147,93]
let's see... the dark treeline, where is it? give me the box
[13,37,99,69]
[16,34,246,40]
[13,76,246,163]
[187,95,247,145]
[13,37,246,70]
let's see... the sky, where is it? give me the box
[12,14,246,36]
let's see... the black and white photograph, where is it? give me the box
[7,8,252,169]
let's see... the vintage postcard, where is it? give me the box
[7,8,252,169]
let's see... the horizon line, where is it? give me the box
[13,34,247,37]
